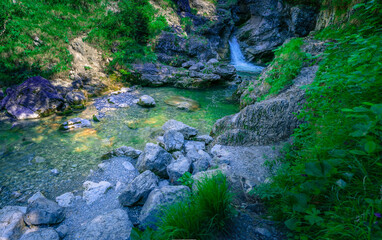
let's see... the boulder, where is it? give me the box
[103,146,142,159]
[19,228,59,240]
[60,118,91,131]
[118,170,159,207]
[0,206,26,240]
[74,209,132,240]
[83,181,112,205]
[65,91,87,106]
[162,120,198,139]
[139,186,190,228]
[184,141,206,153]
[207,58,219,65]
[164,96,200,111]
[194,135,214,145]
[24,197,64,226]
[27,191,45,204]
[55,192,75,208]
[136,143,174,178]
[167,156,191,184]
[137,95,156,107]
[163,130,184,152]
[189,62,205,71]
[190,150,212,174]
[2,76,64,119]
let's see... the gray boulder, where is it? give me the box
[27,191,45,204]
[189,62,205,71]
[83,181,112,205]
[0,206,26,240]
[167,156,191,184]
[74,209,132,240]
[181,60,196,69]
[19,228,59,240]
[162,120,198,139]
[184,140,206,153]
[136,143,174,178]
[194,135,214,145]
[139,186,190,228]
[55,192,75,208]
[163,130,184,152]
[190,150,212,174]
[118,170,159,207]
[24,197,64,226]
[137,95,156,107]
[65,91,87,106]
[2,76,64,119]
[60,118,91,131]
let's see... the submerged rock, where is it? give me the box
[60,118,92,131]
[164,96,200,111]
[24,197,65,226]
[136,143,174,178]
[2,76,65,119]
[74,209,132,240]
[137,95,156,107]
[0,206,26,240]
[162,120,198,139]
[118,170,159,207]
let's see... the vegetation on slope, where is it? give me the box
[132,172,235,240]
[0,0,167,87]
[253,1,382,239]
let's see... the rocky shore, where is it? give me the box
[0,119,284,240]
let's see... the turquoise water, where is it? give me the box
[0,86,239,206]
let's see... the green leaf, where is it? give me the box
[285,218,299,230]
[364,141,376,154]
[349,150,367,155]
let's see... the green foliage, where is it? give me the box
[177,172,194,189]
[253,1,382,239]
[180,16,193,33]
[133,172,235,240]
[262,38,306,99]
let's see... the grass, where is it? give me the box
[252,1,382,239]
[132,172,235,240]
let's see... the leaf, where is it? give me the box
[349,149,367,155]
[364,141,376,154]
[285,218,299,230]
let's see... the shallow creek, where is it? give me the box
[0,86,239,207]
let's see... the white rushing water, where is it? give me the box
[229,37,264,73]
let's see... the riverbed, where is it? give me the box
[0,86,239,207]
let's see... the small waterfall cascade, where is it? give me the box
[229,37,264,73]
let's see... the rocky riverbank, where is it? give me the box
[0,119,286,240]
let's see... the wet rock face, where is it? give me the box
[24,197,65,226]
[233,0,318,63]
[1,76,65,120]
[74,209,132,240]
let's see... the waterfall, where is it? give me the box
[229,37,264,73]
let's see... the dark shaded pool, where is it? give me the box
[0,86,239,206]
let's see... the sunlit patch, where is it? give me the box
[31,136,44,143]
[143,115,168,127]
[73,129,98,142]
[74,145,89,152]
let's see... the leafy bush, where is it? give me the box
[132,172,235,240]
[253,1,382,239]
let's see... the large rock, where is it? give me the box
[24,197,64,226]
[83,181,112,204]
[0,206,26,240]
[65,91,87,106]
[162,120,198,139]
[103,146,142,159]
[212,66,319,146]
[233,0,318,63]
[190,150,212,174]
[55,192,75,208]
[118,170,159,207]
[163,130,184,152]
[137,95,156,107]
[2,76,64,119]
[74,209,132,240]
[139,186,190,228]
[19,228,59,240]
[167,156,191,184]
[60,118,91,131]
[194,135,214,145]
[184,140,206,153]
[136,143,174,178]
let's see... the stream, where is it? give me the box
[0,86,239,207]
